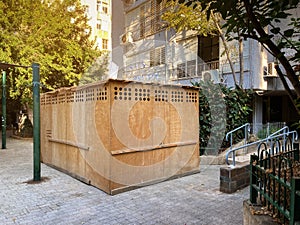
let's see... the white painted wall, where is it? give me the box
[219,37,269,90]
[111,0,125,78]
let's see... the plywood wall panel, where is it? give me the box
[40,79,200,195]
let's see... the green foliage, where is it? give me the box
[79,52,109,85]
[222,86,253,143]
[282,18,300,63]
[197,0,299,35]
[195,80,223,154]
[194,80,253,154]
[256,126,280,140]
[185,0,300,60]
[0,0,102,106]
[192,0,300,98]
[162,0,217,35]
[168,0,300,115]
[18,116,33,138]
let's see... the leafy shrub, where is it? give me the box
[194,80,253,155]
[256,126,281,139]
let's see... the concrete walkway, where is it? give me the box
[0,138,249,225]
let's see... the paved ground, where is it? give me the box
[0,138,249,225]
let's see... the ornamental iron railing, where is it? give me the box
[250,139,300,225]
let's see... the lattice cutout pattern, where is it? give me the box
[75,90,85,103]
[58,94,66,104]
[114,86,133,101]
[51,95,57,105]
[66,91,75,103]
[86,88,95,102]
[96,87,108,101]
[186,92,198,103]
[134,88,150,101]
[171,91,184,103]
[45,96,52,105]
[41,84,198,105]
[154,89,168,102]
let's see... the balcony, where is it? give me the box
[122,60,221,84]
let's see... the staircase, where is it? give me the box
[225,125,298,167]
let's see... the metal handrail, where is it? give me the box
[267,125,289,138]
[225,129,298,166]
[225,123,250,165]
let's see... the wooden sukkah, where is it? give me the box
[40,79,200,195]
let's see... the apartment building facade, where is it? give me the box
[80,0,126,78]
[118,0,300,129]
[81,0,112,51]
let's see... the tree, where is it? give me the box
[195,80,252,155]
[79,52,110,85]
[162,0,241,87]
[194,0,300,113]
[0,0,102,106]
[162,1,216,35]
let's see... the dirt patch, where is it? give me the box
[23,177,50,184]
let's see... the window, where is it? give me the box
[140,6,145,38]
[96,19,109,31]
[187,60,196,77]
[97,1,101,11]
[177,63,186,78]
[150,0,164,34]
[198,36,219,63]
[161,47,165,64]
[177,60,197,78]
[150,47,165,67]
[150,49,156,66]
[102,3,108,14]
[97,1,109,14]
[83,5,89,17]
[97,20,102,30]
[102,39,108,49]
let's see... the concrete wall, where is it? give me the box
[252,95,263,134]
[111,0,125,78]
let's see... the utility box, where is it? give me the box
[40,79,199,195]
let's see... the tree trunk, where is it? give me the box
[243,0,300,99]
[211,13,239,87]
[275,65,300,115]
[238,30,244,88]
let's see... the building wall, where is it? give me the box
[81,0,112,51]
[120,0,271,89]
[121,0,168,82]
[81,0,126,78]
[111,0,125,78]
[219,36,271,90]
[120,0,300,127]
[120,0,299,90]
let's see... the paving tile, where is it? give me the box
[0,138,249,225]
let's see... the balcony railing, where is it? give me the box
[123,60,221,83]
[125,8,167,42]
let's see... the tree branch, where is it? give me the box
[243,0,300,99]
[269,23,300,54]
[211,13,239,87]
[275,65,300,114]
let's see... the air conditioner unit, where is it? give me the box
[264,62,278,78]
[120,32,133,45]
[202,69,220,83]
